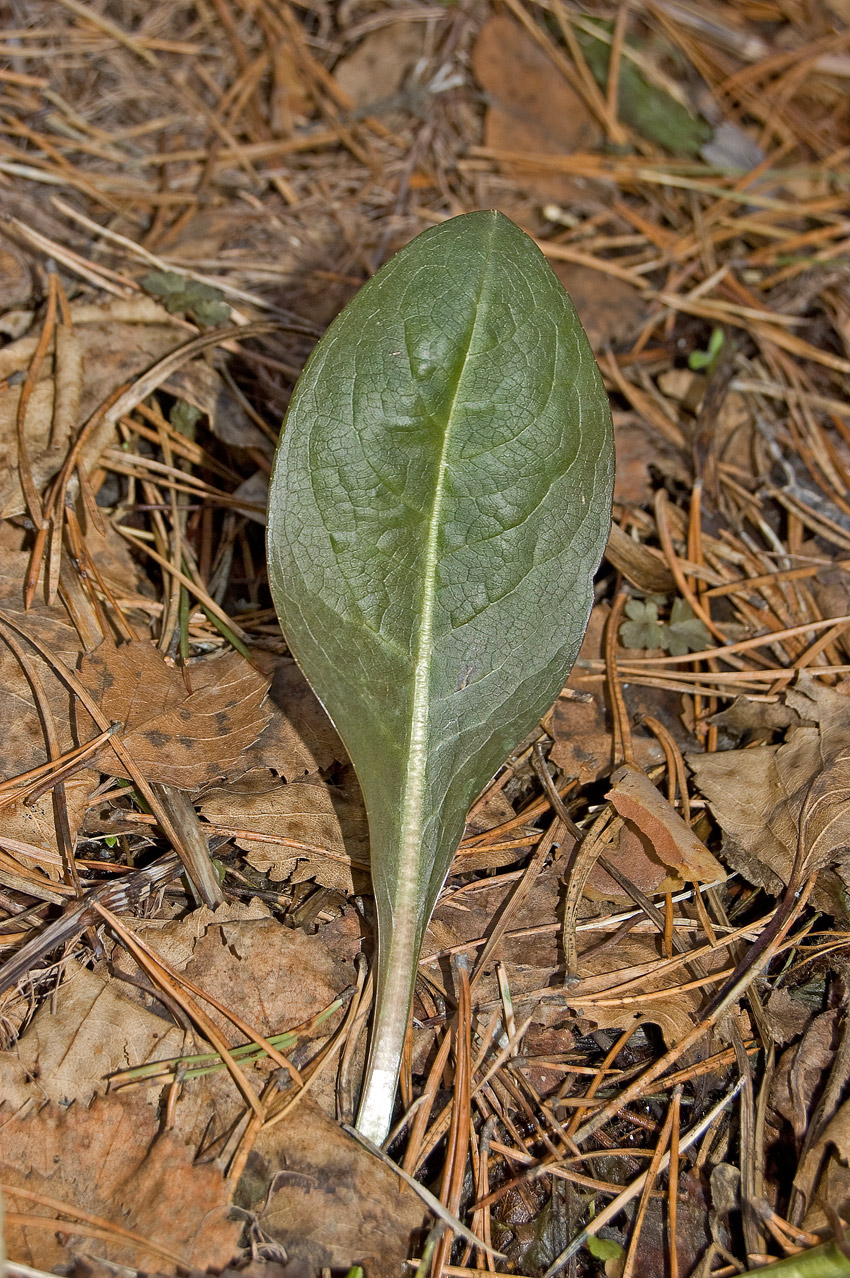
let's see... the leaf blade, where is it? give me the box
[267,211,614,1139]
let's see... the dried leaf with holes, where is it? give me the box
[74,641,271,790]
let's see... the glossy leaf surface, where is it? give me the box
[267,211,614,1140]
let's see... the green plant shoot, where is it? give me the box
[267,210,614,1141]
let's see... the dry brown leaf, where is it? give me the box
[586,822,686,900]
[128,898,351,1042]
[0,298,190,519]
[75,640,271,789]
[2,773,97,882]
[0,964,184,1109]
[164,360,269,450]
[333,21,425,112]
[568,935,706,1045]
[689,676,850,892]
[244,1094,425,1277]
[0,551,86,776]
[799,1096,850,1232]
[199,766,369,893]
[548,604,666,783]
[769,1009,839,1142]
[471,14,602,208]
[606,765,725,883]
[249,653,347,780]
[0,1091,240,1274]
[613,416,691,509]
[552,261,645,350]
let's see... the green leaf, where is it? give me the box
[266,210,614,1141]
[741,1237,850,1277]
[574,21,712,157]
[142,271,231,326]
[688,325,725,371]
[585,1234,624,1261]
[663,597,710,656]
[620,596,665,650]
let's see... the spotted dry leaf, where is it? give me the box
[75,640,270,789]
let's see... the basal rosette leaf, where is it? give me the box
[267,210,614,1140]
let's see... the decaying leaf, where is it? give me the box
[0,964,185,1109]
[567,934,718,1046]
[199,766,370,893]
[606,765,725,884]
[689,676,850,892]
[0,1091,241,1274]
[244,1095,426,1278]
[74,641,271,789]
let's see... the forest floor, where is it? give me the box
[1,1,850,1276]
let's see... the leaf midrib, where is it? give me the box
[394,234,495,921]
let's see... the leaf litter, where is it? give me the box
[2,1,850,1275]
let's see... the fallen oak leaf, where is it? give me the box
[606,765,725,884]
[75,641,270,790]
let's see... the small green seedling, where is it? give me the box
[688,325,725,371]
[267,211,615,1142]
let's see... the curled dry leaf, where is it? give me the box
[606,765,725,883]
[689,676,850,892]
[199,766,370,893]
[75,640,271,790]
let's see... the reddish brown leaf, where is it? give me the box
[606,765,725,884]
[0,1091,240,1274]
